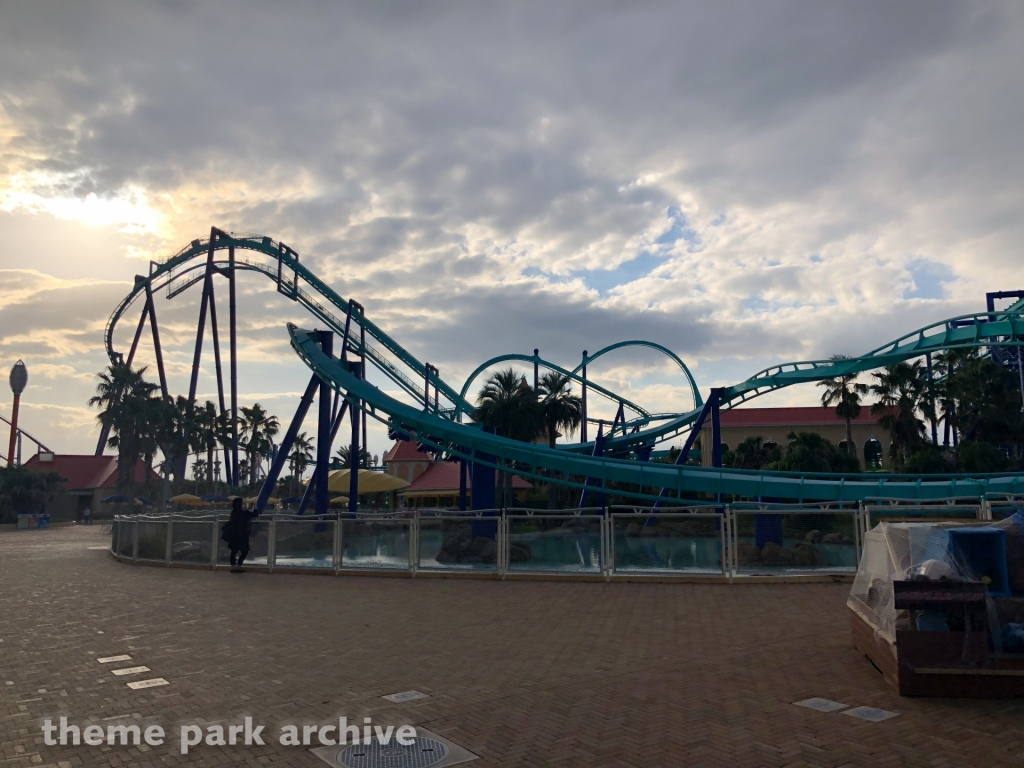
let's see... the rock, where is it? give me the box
[761,541,794,567]
[440,534,466,557]
[821,533,844,544]
[509,542,532,563]
[792,543,827,567]
[639,525,658,537]
[470,537,497,562]
[804,530,823,544]
[435,549,456,564]
[737,542,762,566]
[625,522,641,537]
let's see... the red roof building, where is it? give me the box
[384,440,533,508]
[22,454,160,520]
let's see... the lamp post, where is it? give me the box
[8,361,27,467]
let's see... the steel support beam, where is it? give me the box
[255,373,320,515]
[315,331,334,517]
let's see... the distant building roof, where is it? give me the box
[709,406,893,429]
[401,461,531,495]
[383,440,434,463]
[21,454,159,490]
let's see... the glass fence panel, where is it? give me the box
[733,511,858,574]
[274,519,334,569]
[991,502,1024,522]
[137,522,168,561]
[418,516,499,571]
[867,506,980,524]
[117,520,136,557]
[217,520,271,566]
[507,515,603,574]
[612,514,724,574]
[171,520,215,563]
[341,519,410,570]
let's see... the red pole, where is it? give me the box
[7,392,19,467]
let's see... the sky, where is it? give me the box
[1,1,1023,468]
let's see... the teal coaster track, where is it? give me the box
[104,229,1024,503]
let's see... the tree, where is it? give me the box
[725,436,783,470]
[942,356,1023,447]
[536,371,583,508]
[192,457,208,483]
[239,404,280,485]
[194,401,227,490]
[769,432,860,473]
[472,368,541,507]
[89,363,161,493]
[818,355,869,456]
[0,466,64,523]
[870,362,928,471]
[152,396,200,484]
[336,444,371,470]
[289,431,314,495]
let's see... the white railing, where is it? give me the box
[112,499,1011,579]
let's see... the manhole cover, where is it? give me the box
[338,737,449,768]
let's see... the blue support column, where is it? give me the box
[315,331,333,517]
[459,455,468,511]
[652,392,717,509]
[348,362,362,514]
[297,398,349,516]
[579,424,606,508]
[255,374,320,515]
[471,427,497,539]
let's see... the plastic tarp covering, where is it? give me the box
[848,514,1023,657]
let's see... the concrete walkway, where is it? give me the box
[1,526,1021,767]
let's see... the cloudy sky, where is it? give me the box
[2,1,1023,465]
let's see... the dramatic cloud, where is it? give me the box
[1,0,1023,458]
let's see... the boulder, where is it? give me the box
[509,542,532,563]
[821,533,844,545]
[737,542,762,566]
[470,537,497,561]
[761,541,794,567]
[804,530,823,544]
[792,543,827,567]
[639,525,659,538]
[625,521,642,537]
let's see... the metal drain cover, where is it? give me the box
[338,737,448,768]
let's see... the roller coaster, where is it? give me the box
[103,228,1024,507]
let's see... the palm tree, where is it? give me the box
[194,401,226,491]
[818,355,869,457]
[536,371,583,508]
[152,396,200,484]
[870,362,927,470]
[473,368,540,506]
[239,403,280,485]
[289,431,314,495]
[89,363,160,493]
[336,444,371,470]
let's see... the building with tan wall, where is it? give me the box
[700,406,894,469]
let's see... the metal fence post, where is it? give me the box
[112,517,119,556]
[410,512,417,575]
[165,517,173,565]
[211,512,219,569]
[268,513,276,573]
[132,519,139,562]
[333,514,341,575]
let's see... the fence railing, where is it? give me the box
[110,500,1006,580]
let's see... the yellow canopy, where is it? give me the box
[329,496,350,507]
[244,496,279,506]
[168,494,207,506]
[326,469,409,494]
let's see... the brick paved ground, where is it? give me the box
[1,526,1022,768]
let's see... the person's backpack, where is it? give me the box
[220,521,235,542]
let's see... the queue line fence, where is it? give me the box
[109,499,993,580]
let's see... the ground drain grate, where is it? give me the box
[339,736,448,768]
[311,728,478,768]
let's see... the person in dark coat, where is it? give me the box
[222,497,256,573]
